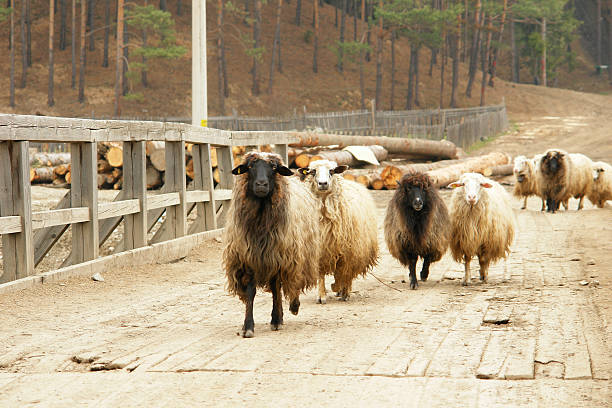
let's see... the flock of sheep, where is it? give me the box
[223,149,611,338]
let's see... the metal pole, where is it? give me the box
[192,0,208,127]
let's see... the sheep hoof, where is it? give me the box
[521,206,526,210]
[242,329,254,338]
[335,292,342,297]
[339,294,349,301]
[317,297,327,304]
[461,279,470,286]
[410,280,418,290]
[289,299,300,315]
[270,323,282,331]
[420,271,429,281]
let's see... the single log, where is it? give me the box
[105,173,117,185]
[313,145,388,167]
[289,132,458,159]
[380,158,469,189]
[185,143,194,156]
[97,173,107,189]
[146,165,162,189]
[111,167,123,179]
[483,163,513,177]
[343,173,356,182]
[65,171,71,184]
[369,173,384,190]
[114,178,123,190]
[30,152,71,166]
[53,177,66,186]
[427,152,511,188]
[30,166,57,183]
[213,167,220,184]
[149,149,166,172]
[210,147,218,168]
[186,158,195,179]
[294,153,312,168]
[146,141,165,156]
[98,142,123,167]
[97,159,112,173]
[54,163,71,176]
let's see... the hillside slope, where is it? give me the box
[0,1,610,120]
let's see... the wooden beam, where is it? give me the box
[32,207,90,229]
[97,200,140,220]
[33,191,71,267]
[122,141,147,249]
[164,141,187,239]
[192,143,217,232]
[0,216,22,234]
[147,192,180,210]
[273,143,289,165]
[212,189,232,201]
[185,190,211,203]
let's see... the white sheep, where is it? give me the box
[449,173,516,286]
[587,161,612,208]
[298,159,379,302]
[513,155,542,210]
[564,153,594,210]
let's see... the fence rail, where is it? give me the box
[0,114,294,286]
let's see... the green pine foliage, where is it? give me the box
[0,6,11,23]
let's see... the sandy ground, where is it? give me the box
[0,93,611,405]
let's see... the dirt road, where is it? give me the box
[0,109,611,405]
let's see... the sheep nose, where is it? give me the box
[318,181,329,189]
[255,180,268,188]
[467,194,477,203]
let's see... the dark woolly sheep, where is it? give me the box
[384,172,451,290]
[223,152,320,338]
[536,149,572,213]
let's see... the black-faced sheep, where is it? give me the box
[384,172,450,290]
[587,161,612,208]
[513,155,544,210]
[563,153,594,210]
[449,173,516,286]
[224,152,320,338]
[298,159,378,302]
[536,149,572,213]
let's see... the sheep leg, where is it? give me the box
[462,256,471,286]
[289,297,300,316]
[270,275,283,330]
[521,197,527,210]
[577,196,584,210]
[540,198,545,211]
[420,257,431,281]
[339,281,351,301]
[242,280,256,338]
[317,275,327,304]
[478,257,489,283]
[408,256,418,290]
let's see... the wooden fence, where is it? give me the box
[0,114,294,286]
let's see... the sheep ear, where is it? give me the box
[276,165,294,176]
[480,182,493,188]
[332,165,349,174]
[448,182,464,189]
[232,165,248,175]
[297,168,310,176]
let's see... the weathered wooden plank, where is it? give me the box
[163,141,187,239]
[426,330,490,378]
[31,207,90,229]
[476,331,536,380]
[147,193,180,210]
[212,189,232,201]
[0,216,22,234]
[192,143,217,232]
[97,200,140,220]
[230,131,297,146]
[123,141,148,249]
[273,144,289,165]
[33,191,71,266]
[185,190,211,203]
[502,336,536,380]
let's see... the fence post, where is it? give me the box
[0,141,34,283]
[70,142,99,264]
[192,143,217,232]
[123,141,148,249]
[273,143,289,165]
[215,146,234,227]
[164,140,187,239]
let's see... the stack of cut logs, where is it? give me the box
[287,132,513,190]
[29,143,249,190]
[29,132,514,191]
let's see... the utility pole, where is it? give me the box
[192,0,208,127]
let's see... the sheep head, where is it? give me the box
[541,149,566,175]
[232,152,293,199]
[399,172,432,212]
[298,160,348,193]
[513,155,529,183]
[448,173,493,206]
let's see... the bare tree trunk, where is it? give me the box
[9,1,15,107]
[465,0,482,97]
[390,30,396,110]
[222,38,229,97]
[313,0,318,73]
[122,15,128,95]
[71,0,76,88]
[439,11,447,108]
[26,0,31,66]
[87,0,94,51]
[608,1,612,82]
[78,0,86,102]
[159,0,166,10]
[295,0,301,25]
[488,0,507,87]
[480,17,492,106]
[450,25,459,108]
[217,0,225,113]
[374,0,383,109]
[339,0,346,72]
[177,0,182,15]
[414,46,420,106]
[251,0,261,95]
[268,0,282,94]
[102,0,110,67]
[541,18,546,87]
[597,0,602,67]
[461,0,467,62]
[511,19,518,83]
[60,0,66,50]
[48,0,55,107]
[353,0,357,40]
[406,44,415,110]
[365,1,371,61]
[20,0,27,88]
[359,52,365,109]
[334,1,337,27]
[114,0,123,116]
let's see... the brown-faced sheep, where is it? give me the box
[384,172,450,290]
[587,161,612,208]
[298,159,378,302]
[224,152,320,338]
[449,173,516,286]
[563,153,594,210]
[513,155,543,210]
[536,149,572,213]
